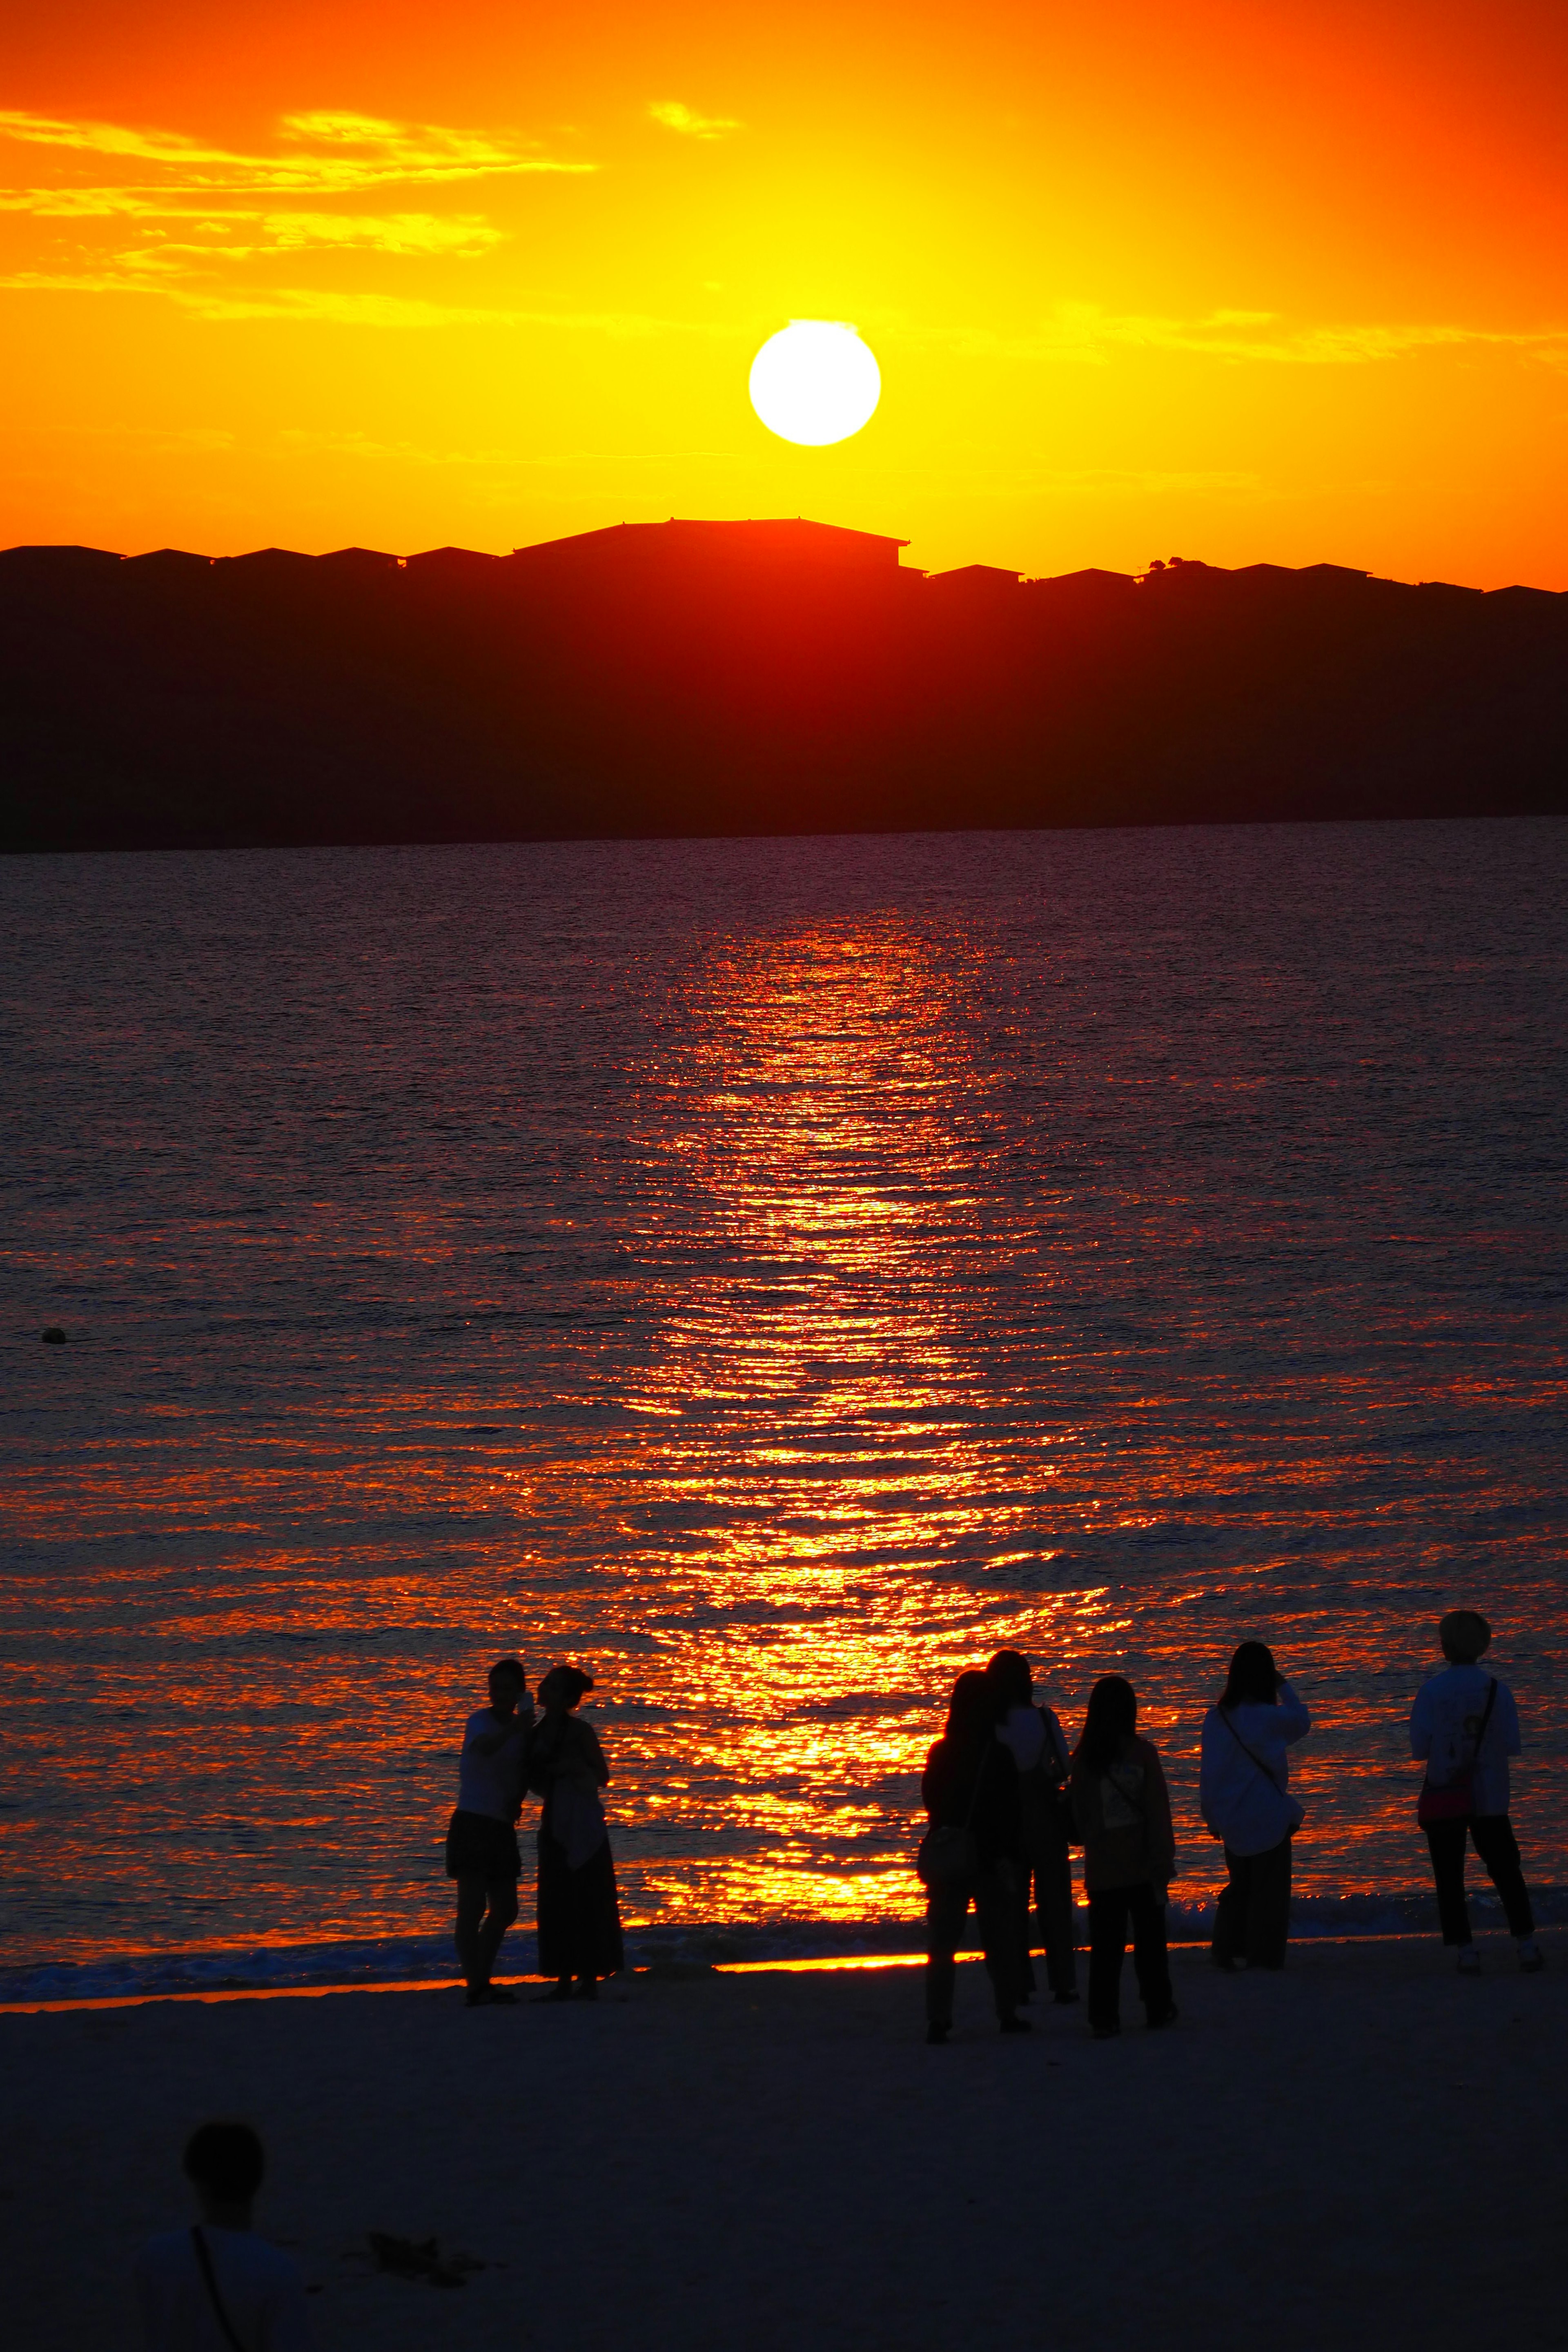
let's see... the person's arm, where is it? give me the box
[470,1706,531,1760]
[1198,1714,1221,1832]
[1045,1707,1071,1777]
[1276,1682,1310,1743]
[1069,1767,1096,1842]
[577,1722,610,1788]
[1146,1744,1176,1885]
[1410,1684,1433,1761]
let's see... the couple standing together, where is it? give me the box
[445,1657,624,2005]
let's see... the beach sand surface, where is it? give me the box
[4,1933,1564,2352]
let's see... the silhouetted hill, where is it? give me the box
[2,521,1565,850]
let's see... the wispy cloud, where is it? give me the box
[923,303,1568,369]
[648,101,742,141]
[0,108,593,192]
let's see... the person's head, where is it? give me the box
[1074,1675,1138,1773]
[1439,1610,1491,1664]
[488,1657,526,1711]
[540,1664,594,1713]
[943,1669,1000,1744]
[1220,1641,1280,1708]
[183,2121,265,2226]
[984,1649,1033,1710]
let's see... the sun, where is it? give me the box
[748,321,881,446]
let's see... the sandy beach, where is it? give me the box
[4,1930,1564,2352]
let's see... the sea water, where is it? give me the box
[1,820,1564,1999]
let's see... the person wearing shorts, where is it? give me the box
[445,1657,533,2006]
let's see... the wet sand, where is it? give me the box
[4,1932,1563,2352]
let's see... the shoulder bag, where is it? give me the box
[1218,1706,1306,1831]
[1417,1679,1497,1826]
[917,1741,991,1886]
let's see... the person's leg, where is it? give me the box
[1129,1883,1175,2022]
[454,1875,488,1991]
[1243,1837,1293,1969]
[477,1879,519,1985]
[1212,1850,1250,1968]
[1037,1829,1079,1999]
[924,1882,966,2034]
[1425,1820,1471,1945]
[976,1864,1028,2026]
[1087,1888,1129,2035]
[1013,1856,1039,2000]
[1470,1816,1535,1940]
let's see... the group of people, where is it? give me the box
[446,1657,624,2006]
[919,1609,1544,2041]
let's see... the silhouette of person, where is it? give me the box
[920,1669,1030,2043]
[528,1665,624,1999]
[1411,1610,1543,1975]
[1200,1641,1310,1971]
[987,1647,1078,2004]
[134,2120,314,2349]
[445,1657,534,2006]
[1071,1675,1177,2039]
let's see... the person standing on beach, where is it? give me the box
[1071,1676,1178,2040]
[1411,1610,1544,1976]
[920,1669,1031,2043]
[528,1664,624,1999]
[1200,1641,1310,1971]
[986,1647,1078,2005]
[446,1657,534,2007]
[135,2120,314,2350]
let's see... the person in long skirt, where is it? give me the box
[986,1647,1078,2005]
[1199,1641,1310,1971]
[528,1665,624,2000]
[1071,1676,1177,2040]
[921,1670,1031,2043]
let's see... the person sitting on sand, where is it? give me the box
[1411,1610,1544,1976]
[446,1657,535,2007]
[1071,1676,1178,2040]
[920,1669,1031,2044]
[134,2119,314,2350]
[528,1665,624,2000]
[1200,1641,1310,1972]
[986,1647,1078,2006]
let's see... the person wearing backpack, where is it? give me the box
[1411,1609,1544,1976]
[1200,1641,1310,1972]
[986,1647,1078,2005]
[919,1670,1030,2043]
[1070,1676,1178,2039]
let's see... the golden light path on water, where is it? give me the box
[0,824,1565,1978]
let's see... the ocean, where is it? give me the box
[2,819,1564,2000]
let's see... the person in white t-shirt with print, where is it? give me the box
[135,2119,314,2351]
[445,1656,535,2006]
[1411,1609,1544,1976]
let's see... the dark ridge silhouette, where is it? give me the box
[2,517,1565,851]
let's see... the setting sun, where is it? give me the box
[748,321,882,447]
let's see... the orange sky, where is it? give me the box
[6,0,1568,583]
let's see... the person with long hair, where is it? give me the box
[920,1669,1030,2043]
[528,1665,624,2000]
[1070,1676,1177,2039]
[985,1647,1078,2005]
[1199,1640,1310,1971]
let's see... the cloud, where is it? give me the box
[0,107,593,192]
[0,188,503,255]
[648,101,742,141]
[982,303,1568,369]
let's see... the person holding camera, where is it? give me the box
[1200,1641,1310,1972]
[445,1656,534,2007]
[1411,1609,1543,1975]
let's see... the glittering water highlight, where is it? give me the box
[1,820,1564,1990]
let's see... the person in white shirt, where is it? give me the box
[1200,1641,1310,1971]
[135,2119,314,2351]
[986,1648,1079,2004]
[445,1656,535,2006]
[1410,1609,1543,1976]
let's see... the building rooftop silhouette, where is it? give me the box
[506,517,910,579]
